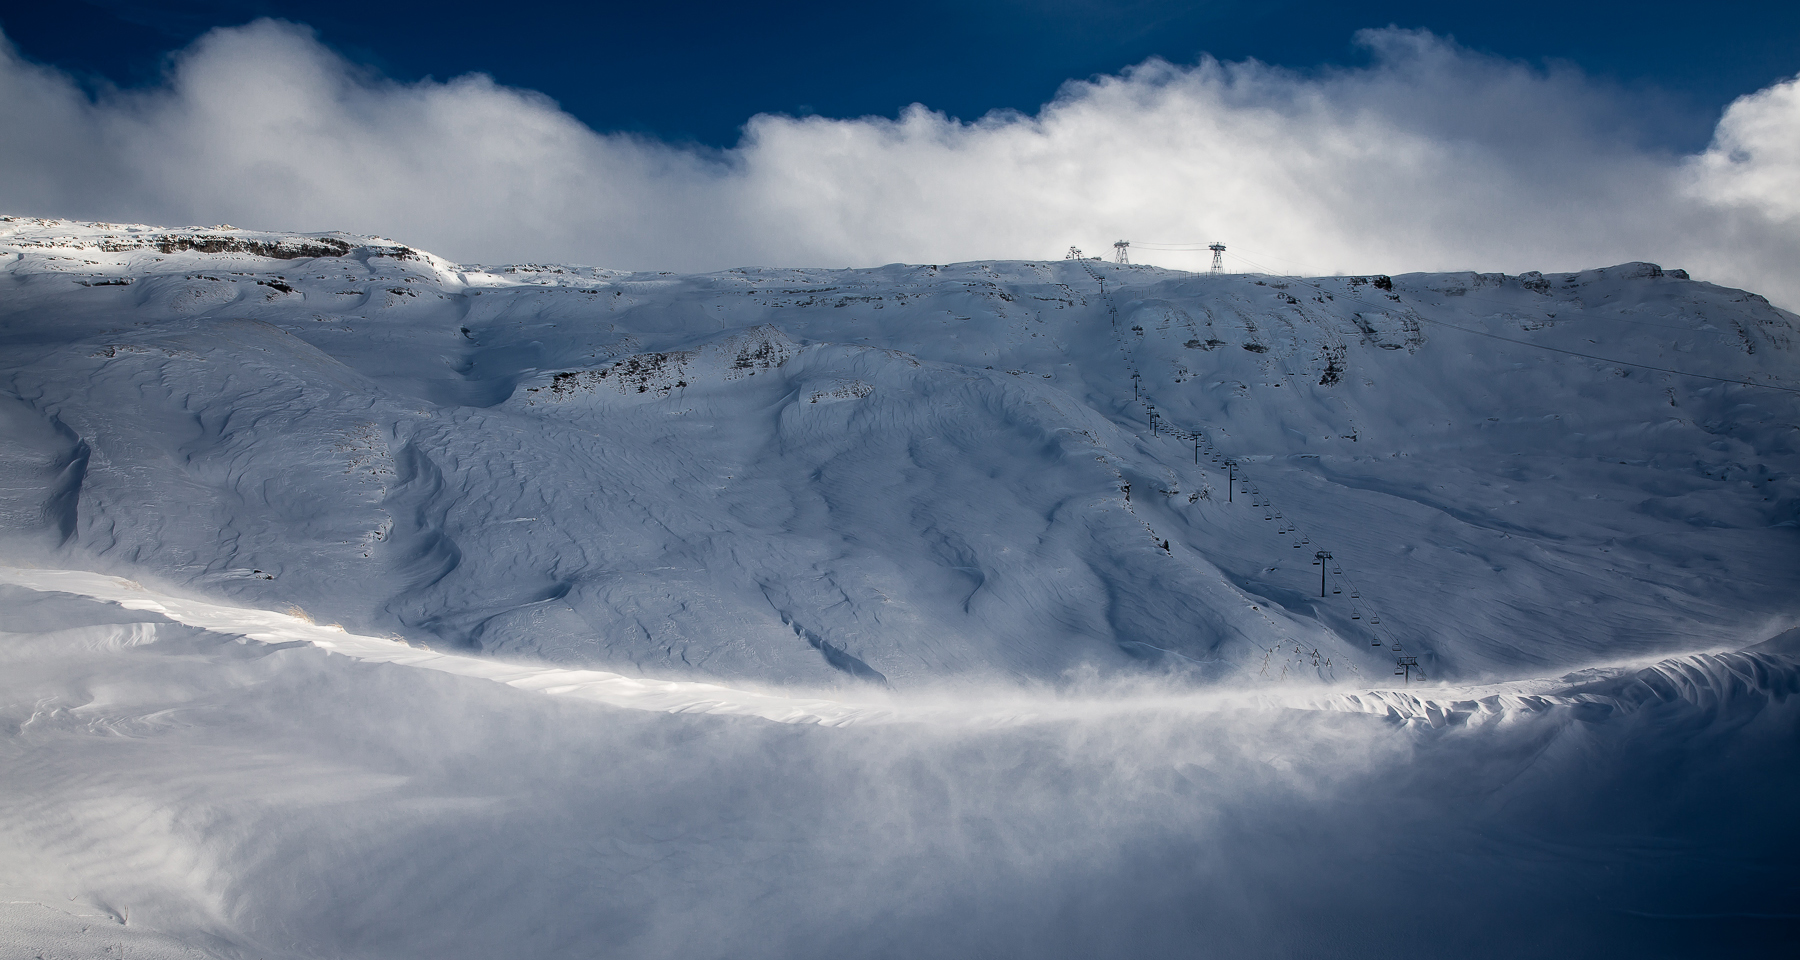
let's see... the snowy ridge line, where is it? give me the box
[1219,248,1800,395]
[4,566,1789,730]
[0,216,464,278]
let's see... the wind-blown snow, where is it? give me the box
[0,218,1795,957]
[2,582,1796,959]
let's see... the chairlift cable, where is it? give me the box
[1088,254,1417,683]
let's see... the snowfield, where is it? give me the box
[0,217,1795,957]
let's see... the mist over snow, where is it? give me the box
[4,19,1800,307]
[4,580,1796,960]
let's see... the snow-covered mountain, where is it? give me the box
[2,216,1794,687]
[2,217,1797,959]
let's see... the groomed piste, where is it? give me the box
[1,218,1796,958]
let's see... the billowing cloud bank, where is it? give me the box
[3,19,1798,305]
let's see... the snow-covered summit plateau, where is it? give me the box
[2,216,1795,689]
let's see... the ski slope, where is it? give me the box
[2,217,1797,957]
[1,216,1794,688]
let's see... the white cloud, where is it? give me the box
[3,19,1798,306]
[1687,73,1800,221]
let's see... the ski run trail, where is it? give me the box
[1,217,1796,958]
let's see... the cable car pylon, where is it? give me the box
[1088,253,1414,687]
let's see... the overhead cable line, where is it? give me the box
[1120,239,1795,392]
[1080,260,1400,682]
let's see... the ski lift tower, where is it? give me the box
[1065,246,1086,260]
[1114,240,1130,264]
[1209,243,1226,274]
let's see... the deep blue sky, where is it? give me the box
[3,0,1795,150]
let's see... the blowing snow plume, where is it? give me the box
[2,580,1797,959]
[3,19,1800,306]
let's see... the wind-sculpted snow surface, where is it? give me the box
[0,217,1797,956]
[1,217,1794,688]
